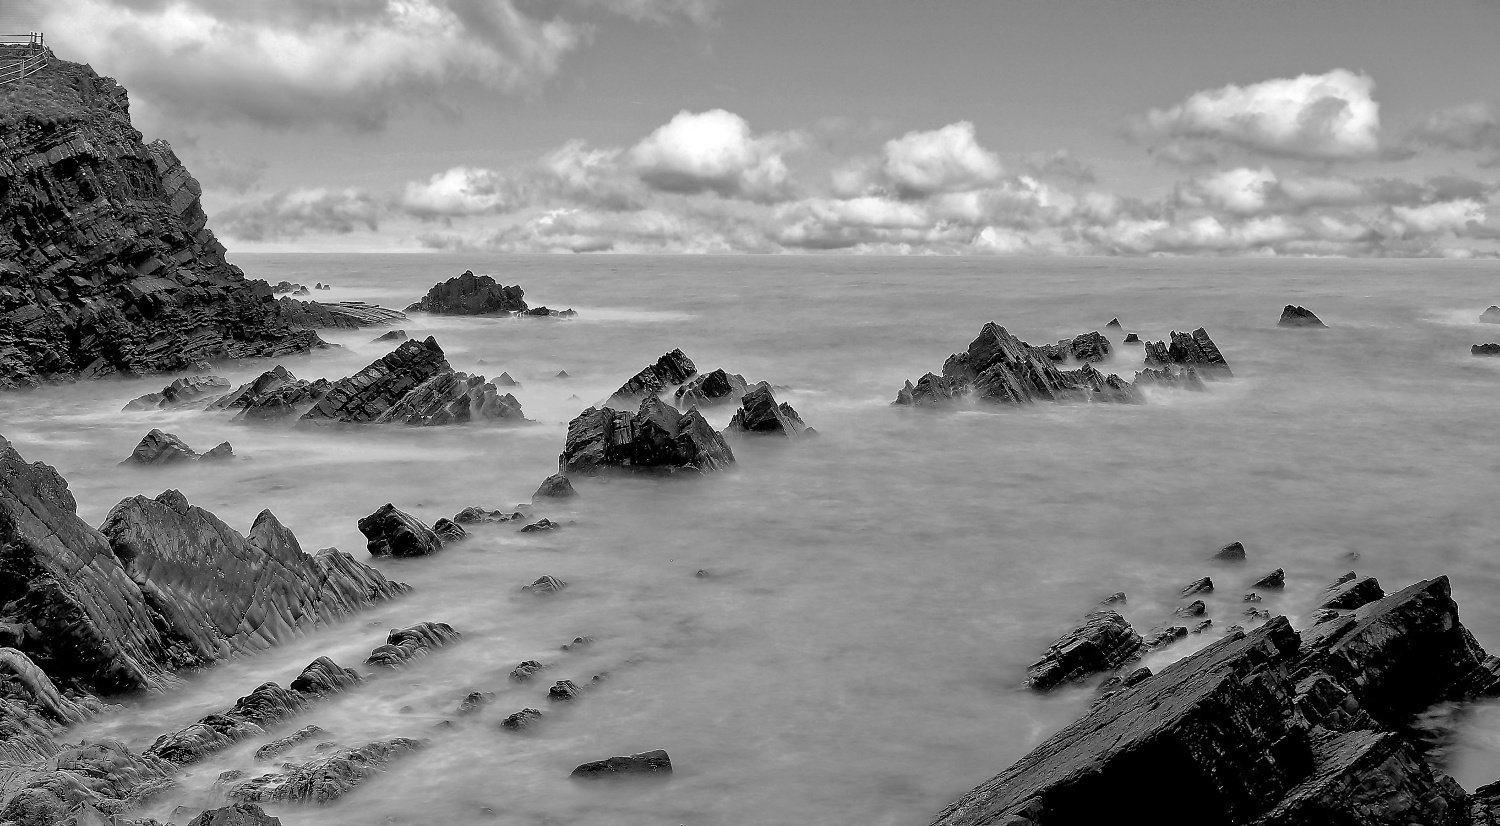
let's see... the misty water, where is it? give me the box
[6,254,1500,825]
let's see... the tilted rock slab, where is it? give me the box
[365,622,462,669]
[1025,611,1145,691]
[122,376,231,411]
[725,382,811,438]
[1278,305,1327,328]
[120,429,232,466]
[359,503,443,558]
[208,366,330,422]
[298,337,525,426]
[675,368,749,409]
[609,349,698,405]
[1143,327,1233,377]
[560,396,734,476]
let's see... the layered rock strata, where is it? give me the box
[123,376,230,411]
[299,337,525,426]
[675,368,749,409]
[1142,327,1233,377]
[725,383,811,438]
[209,366,331,422]
[227,737,426,804]
[120,429,231,465]
[364,623,461,669]
[609,349,698,405]
[560,397,734,476]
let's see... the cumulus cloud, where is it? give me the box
[402,167,516,218]
[1409,103,1500,166]
[1139,69,1384,161]
[577,0,721,25]
[881,122,1003,197]
[628,109,805,201]
[215,188,385,240]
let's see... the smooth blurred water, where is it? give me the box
[6,254,1500,825]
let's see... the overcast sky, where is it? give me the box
[9,0,1500,256]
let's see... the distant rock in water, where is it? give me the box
[1482,306,1500,324]
[895,323,1138,408]
[120,429,233,466]
[610,349,698,405]
[726,383,811,438]
[359,503,444,558]
[227,737,426,803]
[557,370,571,378]
[432,518,466,542]
[571,749,673,779]
[1123,332,1140,343]
[406,270,527,315]
[1133,365,1206,391]
[497,372,518,386]
[0,55,325,388]
[298,336,525,426]
[1279,305,1327,328]
[534,474,578,500]
[1473,343,1500,357]
[525,306,577,318]
[209,365,330,421]
[1143,327,1232,377]
[1106,318,1122,329]
[123,376,231,411]
[1214,541,1247,561]
[675,368,750,409]
[1025,611,1143,691]
[560,396,735,476]
[372,329,408,343]
[452,506,521,524]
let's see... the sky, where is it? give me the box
[6,0,1500,256]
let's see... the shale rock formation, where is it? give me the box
[931,576,1500,826]
[726,382,811,438]
[120,429,232,466]
[610,349,698,405]
[210,366,331,422]
[0,436,408,694]
[1143,327,1233,377]
[675,368,749,409]
[406,271,526,315]
[0,54,325,388]
[560,396,734,475]
[122,376,230,411]
[300,337,525,425]
[894,323,1140,408]
[227,737,426,804]
[1279,305,1327,328]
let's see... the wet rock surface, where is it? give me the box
[533,474,577,500]
[364,622,461,669]
[123,376,231,411]
[560,396,735,476]
[227,737,426,804]
[406,271,527,315]
[1278,305,1327,328]
[358,503,444,558]
[570,749,673,779]
[298,337,525,426]
[1025,611,1143,691]
[726,383,811,438]
[120,430,232,466]
[1143,327,1233,377]
[675,368,750,409]
[609,349,698,404]
[208,366,330,422]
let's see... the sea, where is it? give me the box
[5,253,1500,825]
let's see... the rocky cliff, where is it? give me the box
[0,52,323,388]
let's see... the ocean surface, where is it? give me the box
[6,253,1500,825]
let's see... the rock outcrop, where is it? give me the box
[570,749,673,779]
[365,622,461,669]
[894,323,1140,408]
[533,474,577,500]
[1025,611,1144,691]
[227,737,426,804]
[1143,327,1233,377]
[120,429,232,466]
[1279,305,1327,328]
[299,337,525,426]
[358,504,443,558]
[274,299,404,329]
[0,55,326,388]
[1481,306,1500,324]
[560,397,735,476]
[1474,344,1500,357]
[208,366,330,422]
[609,349,697,404]
[725,383,811,438]
[930,576,1500,826]
[405,271,526,315]
[187,803,283,826]
[674,369,749,409]
[122,376,230,411]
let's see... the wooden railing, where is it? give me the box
[0,33,46,87]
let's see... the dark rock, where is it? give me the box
[456,691,495,716]
[432,518,466,542]
[1318,576,1384,610]
[1123,333,1140,343]
[895,323,1137,408]
[186,803,283,826]
[548,680,583,702]
[557,370,570,378]
[1474,343,1500,357]
[371,330,407,343]
[523,575,567,594]
[1068,331,1111,363]
[1245,593,1263,603]
[570,749,672,779]
[288,656,362,696]
[1483,306,1500,324]
[1143,625,1189,649]
[560,397,735,476]
[208,366,329,421]
[452,507,519,525]
[1192,619,1213,634]
[374,370,527,426]
[726,382,810,438]
[227,738,425,803]
[519,518,561,533]
[300,337,525,426]
[561,636,594,652]
[358,503,443,557]
[1105,318,1122,329]
[254,725,326,761]
[1133,364,1207,391]
[1328,571,1357,589]
[1255,729,1466,825]
[1099,592,1127,606]
[1278,305,1327,328]
[1175,600,1207,618]
[1182,577,1214,596]
[120,429,201,466]
[406,271,527,315]
[501,708,543,732]
[1025,611,1143,691]
[894,372,970,406]
[272,282,304,295]
[675,369,750,409]
[1143,327,1232,377]
[123,376,232,411]
[1215,541,1247,562]
[364,622,461,669]
[510,661,548,682]
[609,349,698,404]
[496,372,517,386]
[1255,568,1286,589]
[533,474,577,500]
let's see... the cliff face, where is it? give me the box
[0,51,321,388]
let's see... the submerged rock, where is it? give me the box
[365,622,461,669]
[560,397,735,476]
[1025,611,1144,691]
[533,474,577,500]
[519,518,562,533]
[1181,577,1214,596]
[510,661,549,682]
[406,271,527,315]
[726,383,811,438]
[227,738,426,804]
[123,376,232,411]
[456,691,495,716]
[1279,305,1327,328]
[1133,364,1206,391]
[548,680,584,702]
[120,429,208,466]
[1255,568,1287,589]
[1123,333,1140,343]
[371,329,407,343]
[452,507,520,525]
[523,575,567,594]
[570,749,673,779]
[1214,541,1247,562]
[675,369,750,409]
[609,349,698,404]
[359,503,443,558]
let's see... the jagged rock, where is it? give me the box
[896,323,1137,408]
[272,282,304,295]
[0,740,175,825]
[364,622,461,669]
[501,708,543,732]
[894,372,970,406]
[675,369,750,409]
[1474,343,1500,356]
[1069,331,1111,363]
[123,376,231,411]
[1215,541,1247,561]
[120,429,200,466]
[519,518,561,533]
[1143,625,1189,649]
[147,682,309,764]
[1318,576,1384,610]
[570,749,673,779]
[1245,593,1263,603]
[227,738,425,803]
[1182,577,1214,596]
[431,518,466,542]
[726,383,810,438]
[610,349,698,404]
[187,802,283,825]
[510,661,548,682]
[209,366,330,421]
[533,474,577,500]
[0,57,324,389]
[497,372,517,386]
[1176,600,1207,617]
[406,271,526,315]
[288,656,361,696]
[358,503,443,557]
[1483,306,1500,324]
[1025,611,1143,691]
[1143,327,1232,377]
[371,330,407,343]
[299,337,447,424]
[1123,333,1140,343]
[1254,729,1466,825]
[560,397,735,476]
[1255,569,1286,589]
[522,576,567,594]
[199,441,234,461]
[524,306,576,317]
[1328,571,1356,589]
[1099,592,1127,606]
[374,370,526,425]
[452,507,520,524]
[548,680,583,702]
[275,299,404,329]
[0,440,408,695]
[1133,364,1207,391]
[1279,305,1327,328]
[254,725,326,761]
[456,691,495,716]
[1106,318,1122,329]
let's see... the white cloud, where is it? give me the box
[1391,200,1486,234]
[402,167,514,217]
[1141,69,1383,160]
[216,188,385,240]
[881,122,1003,197]
[1176,167,1278,215]
[629,109,805,201]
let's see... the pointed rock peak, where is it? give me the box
[155,488,190,514]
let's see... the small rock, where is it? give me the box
[501,708,543,732]
[1143,626,1188,649]
[1253,568,1285,589]
[510,661,548,682]
[453,507,519,524]
[187,803,283,826]
[1243,607,1271,620]
[358,503,444,557]
[497,372,518,386]
[1123,333,1140,343]
[1105,318,1122,329]
[432,518,467,542]
[571,749,673,779]
[557,370,570,378]
[1244,593,1263,603]
[1175,600,1207,618]
[1192,619,1213,634]
[523,575,567,594]
[1214,541,1246,562]
[120,429,201,466]
[548,680,583,702]
[520,518,562,533]
[1278,305,1327,328]
[1473,343,1500,357]
[533,474,577,500]
[561,636,594,651]
[457,692,495,716]
[371,330,408,343]
[1181,577,1213,597]
[1481,306,1500,324]
[254,725,326,761]
[1099,591,1127,606]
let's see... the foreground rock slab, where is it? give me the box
[1025,611,1143,691]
